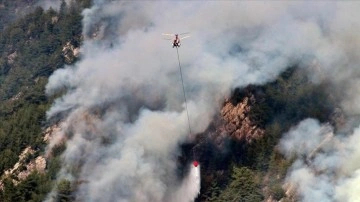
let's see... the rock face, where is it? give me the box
[4,147,35,176]
[62,41,80,63]
[7,51,17,64]
[17,156,46,180]
[43,123,62,143]
[0,123,60,189]
[1,147,46,188]
[282,182,298,202]
[220,94,264,143]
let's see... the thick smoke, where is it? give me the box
[45,1,360,201]
[280,119,360,201]
[276,3,360,201]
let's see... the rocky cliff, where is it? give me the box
[220,94,265,143]
[0,147,46,190]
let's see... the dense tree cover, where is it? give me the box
[197,66,335,201]
[0,1,90,201]
[55,179,74,202]
[0,1,336,201]
[203,166,263,202]
[0,0,91,31]
[0,172,52,202]
[242,67,334,171]
[248,67,334,127]
[0,0,38,31]
[0,0,85,171]
[0,154,63,201]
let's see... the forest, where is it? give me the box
[0,0,88,201]
[0,1,337,201]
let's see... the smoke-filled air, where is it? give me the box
[44,1,360,201]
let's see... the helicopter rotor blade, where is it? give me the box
[180,35,190,40]
[162,33,174,36]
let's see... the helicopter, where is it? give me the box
[163,31,199,169]
[162,32,190,48]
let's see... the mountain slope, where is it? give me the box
[1,2,359,202]
[0,1,87,201]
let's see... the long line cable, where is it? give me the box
[176,47,192,135]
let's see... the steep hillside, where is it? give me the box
[0,1,88,201]
[0,0,38,30]
[1,1,360,202]
[193,66,337,201]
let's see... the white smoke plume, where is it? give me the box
[277,2,360,201]
[44,1,360,201]
[280,119,360,202]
